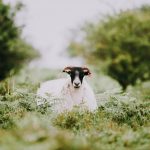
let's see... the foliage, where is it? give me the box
[68,6,150,89]
[54,95,150,131]
[0,0,38,81]
[0,68,150,150]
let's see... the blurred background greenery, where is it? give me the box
[0,0,150,150]
[0,0,38,81]
[68,6,150,90]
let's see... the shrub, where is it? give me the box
[0,0,38,81]
[53,98,150,132]
[68,6,150,89]
[0,102,16,129]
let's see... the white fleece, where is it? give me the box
[36,78,97,113]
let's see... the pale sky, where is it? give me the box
[4,0,150,68]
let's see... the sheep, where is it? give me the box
[36,66,98,113]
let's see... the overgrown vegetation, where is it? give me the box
[0,0,38,81]
[68,6,150,89]
[0,68,149,150]
[0,2,150,150]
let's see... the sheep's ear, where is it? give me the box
[63,67,72,74]
[82,67,91,76]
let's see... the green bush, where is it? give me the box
[68,6,150,89]
[0,0,38,81]
[53,99,150,131]
[0,68,150,150]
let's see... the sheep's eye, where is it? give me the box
[79,74,84,78]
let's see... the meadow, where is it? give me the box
[0,68,149,150]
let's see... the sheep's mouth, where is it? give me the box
[74,86,80,88]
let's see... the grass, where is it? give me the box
[0,68,150,150]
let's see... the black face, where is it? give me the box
[63,67,91,88]
[70,67,84,83]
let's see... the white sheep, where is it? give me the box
[36,66,98,113]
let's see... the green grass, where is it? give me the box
[0,68,150,150]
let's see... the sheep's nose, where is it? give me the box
[74,83,80,86]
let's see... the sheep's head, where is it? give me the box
[63,66,91,88]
